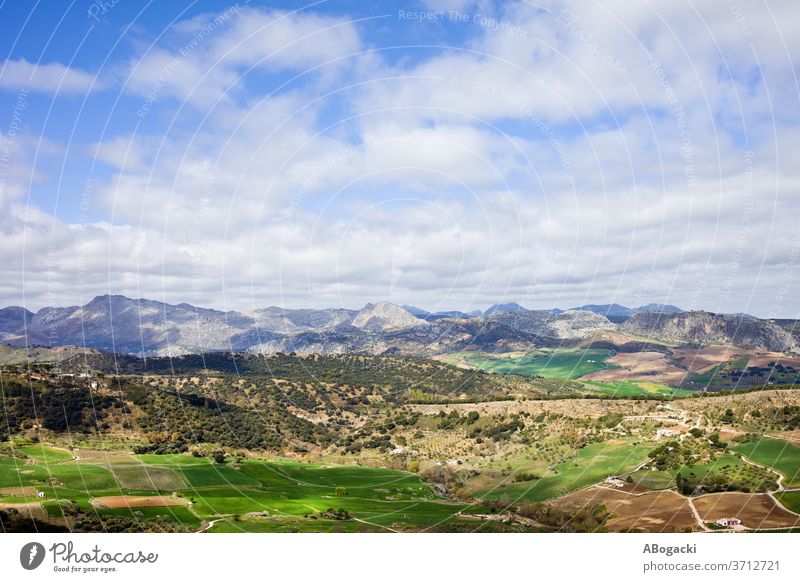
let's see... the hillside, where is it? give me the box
[620,311,797,352]
[488,309,614,340]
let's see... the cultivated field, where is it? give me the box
[693,493,800,529]
[733,438,800,488]
[447,349,616,379]
[478,440,651,503]
[582,351,687,385]
[0,445,473,533]
[603,490,698,533]
[91,495,188,509]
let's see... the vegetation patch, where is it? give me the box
[582,381,694,398]
[450,349,617,380]
[733,438,800,487]
[478,440,651,503]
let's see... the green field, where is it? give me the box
[734,438,800,487]
[454,348,617,380]
[671,453,754,479]
[104,463,185,489]
[581,380,695,398]
[628,468,676,490]
[478,440,651,503]
[21,444,75,464]
[0,446,472,532]
[776,491,800,514]
[686,356,750,385]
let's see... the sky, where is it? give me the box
[1,0,799,317]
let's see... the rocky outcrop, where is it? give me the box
[351,301,429,332]
[488,309,613,340]
[484,302,529,316]
[620,311,797,352]
[547,310,616,339]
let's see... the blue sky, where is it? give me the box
[1,0,799,316]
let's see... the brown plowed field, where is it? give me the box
[693,493,800,528]
[583,351,687,385]
[552,487,697,532]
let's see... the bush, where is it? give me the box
[514,472,541,482]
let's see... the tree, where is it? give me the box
[213,450,226,464]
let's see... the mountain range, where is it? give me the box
[570,303,683,317]
[0,295,795,356]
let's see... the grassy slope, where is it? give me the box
[733,438,800,487]
[478,440,651,503]
[452,350,697,398]
[776,491,800,513]
[456,348,616,380]
[179,457,468,530]
[1,446,468,532]
[581,380,695,398]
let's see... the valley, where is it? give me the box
[2,345,800,533]
[2,297,800,533]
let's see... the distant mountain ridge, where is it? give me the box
[620,311,796,352]
[0,296,793,356]
[569,303,684,317]
[484,302,529,316]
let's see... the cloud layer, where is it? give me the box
[2,1,800,317]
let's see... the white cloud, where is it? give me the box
[3,1,800,317]
[0,58,97,93]
[124,7,363,108]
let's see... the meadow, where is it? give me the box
[733,438,800,487]
[449,348,698,398]
[454,348,616,380]
[776,491,800,514]
[477,439,651,503]
[0,444,473,532]
[581,380,695,398]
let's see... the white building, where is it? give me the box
[715,517,742,527]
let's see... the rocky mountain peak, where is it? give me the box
[352,301,429,332]
[484,302,527,316]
